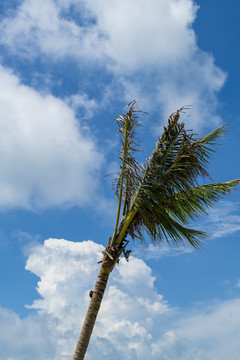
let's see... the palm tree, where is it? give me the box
[73,102,240,360]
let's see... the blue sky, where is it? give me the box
[0,0,240,359]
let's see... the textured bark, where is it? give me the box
[72,267,109,360]
[73,245,123,360]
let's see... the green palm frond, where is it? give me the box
[198,126,226,145]
[114,105,239,249]
[127,198,206,248]
[168,180,240,223]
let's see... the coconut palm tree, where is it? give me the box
[73,102,240,360]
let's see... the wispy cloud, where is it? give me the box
[133,243,194,260]
[200,201,240,239]
[65,93,99,119]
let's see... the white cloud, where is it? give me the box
[85,0,198,70]
[25,239,104,319]
[151,299,240,360]
[0,307,55,360]
[114,256,156,294]
[172,298,240,360]
[155,51,227,130]
[0,65,103,209]
[0,0,226,130]
[0,0,105,61]
[0,238,240,359]
[0,0,197,68]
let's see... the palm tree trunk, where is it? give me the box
[73,244,123,360]
[73,268,109,360]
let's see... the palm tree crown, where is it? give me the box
[112,102,240,249]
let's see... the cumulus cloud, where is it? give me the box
[0,65,103,209]
[0,0,197,67]
[24,238,171,359]
[84,0,198,70]
[0,238,239,359]
[0,0,226,130]
[0,307,55,360]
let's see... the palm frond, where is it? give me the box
[112,101,142,242]
[167,179,240,223]
[127,198,206,248]
[198,125,226,145]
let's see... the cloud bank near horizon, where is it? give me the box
[1,238,240,360]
